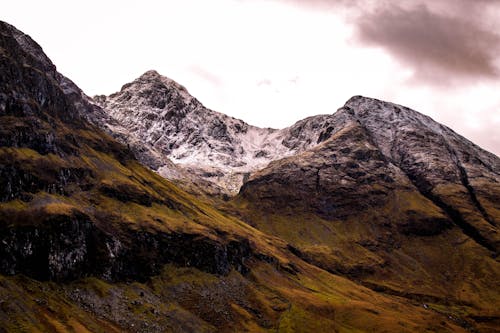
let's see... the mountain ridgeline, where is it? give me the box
[0,20,499,332]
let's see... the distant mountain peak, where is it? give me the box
[344,95,410,117]
[122,70,193,101]
[140,69,161,78]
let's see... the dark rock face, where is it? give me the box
[0,22,128,161]
[241,121,412,220]
[0,208,252,281]
[0,160,94,202]
[0,22,108,126]
[0,210,98,281]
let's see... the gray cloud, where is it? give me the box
[356,2,500,84]
[278,0,500,85]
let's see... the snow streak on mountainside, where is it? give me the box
[94,70,338,195]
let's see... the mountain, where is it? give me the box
[94,73,339,196]
[2,20,487,332]
[0,19,273,293]
[96,69,500,331]
[231,95,500,327]
[238,95,499,250]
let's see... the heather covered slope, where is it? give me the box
[0,20,478,332]
[231,96,500,330]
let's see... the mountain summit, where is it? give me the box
[232,95,499,328]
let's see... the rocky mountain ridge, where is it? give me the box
[237,95,499,255]
[231,95,500,323]
[94,71,500,203]
[94,71,341,195]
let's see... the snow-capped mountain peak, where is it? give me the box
[93,71,342,195]
[94,73,499,197]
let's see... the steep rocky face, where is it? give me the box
[0,207,252,282]
[95,72,341,195]
[345,96,500,251]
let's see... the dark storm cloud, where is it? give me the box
[356,3,500,84]
[280,0,500,84]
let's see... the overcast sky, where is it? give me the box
[3,0,500,155]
